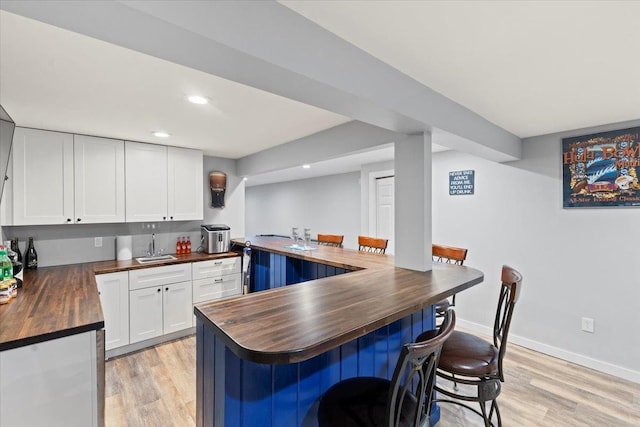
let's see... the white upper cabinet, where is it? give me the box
[125,141,168,222]
[74,135,125,223]
[126,142,203,222]
[168,146,203,221]
[12,128,74,225]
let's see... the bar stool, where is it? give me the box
[420,265,522,427]
[432,244,468,315]
[358,235,389,254]
[318,309,456,427]
[317,234,344,247]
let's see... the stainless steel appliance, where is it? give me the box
[201,224,231,254]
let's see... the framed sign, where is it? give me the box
[449,170,474,195]
[562,127,640,208]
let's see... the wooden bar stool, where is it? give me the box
[317,234,344,247]
[420,265,522,427]
[432,244,468,315]
[318,309,456,427]
[358,235,389,254]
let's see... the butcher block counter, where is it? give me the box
[194,236,484,427]
[0,251,240,351]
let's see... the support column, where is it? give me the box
[394,133,432,271]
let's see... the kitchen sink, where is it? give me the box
[135,255,177,264]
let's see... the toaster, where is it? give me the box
[201,224,231,254]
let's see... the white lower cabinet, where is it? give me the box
[129,286,164,344]
[96,271,129,350]
[193,275,242,303]
[129,281,193,344]
[0,331,99,427]
[163,280,193,334]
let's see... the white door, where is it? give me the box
[125,141,168,222]
[12,128,74,225]
[129,286,163,344]
[74,135,125,224]
[167,146,203,221]
[163,281,193,334]
[96,272,130,351]
[376,176,395,254]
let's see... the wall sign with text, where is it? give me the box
[562,127,639,208]
[449,170,475,195]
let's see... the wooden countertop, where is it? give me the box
[195,236,484,364]
[0,251,240,351]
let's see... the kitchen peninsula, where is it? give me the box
[194,236,484,427]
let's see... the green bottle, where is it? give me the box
[0,248,13,280]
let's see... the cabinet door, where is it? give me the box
[163,280,193,334]
[125,141,167,222]
[0,331,97,427]
[167,146,203,221]
[12,127,74,225]
[95,272,129,350]
[129,286,163,344]
[193,273,242,304]
[74,135,125,223]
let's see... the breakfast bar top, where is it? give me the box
[195,236,484,364]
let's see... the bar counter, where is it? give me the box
[194,236,484,426]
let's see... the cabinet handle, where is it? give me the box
[66,218,72,222]
[157,288,161,293]
[77,218,82,222]
[214,278,223,283]
[165,287,169,291]
[170,216,173,220]
[214,261,223,265]
[163,216,166,220]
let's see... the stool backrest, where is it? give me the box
[494,265,523,381]
[432,244,468,265]
[358,235,388,254]
[387,309,456,427]
[317,234,344,247]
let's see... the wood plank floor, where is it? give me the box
[105,335,640,426]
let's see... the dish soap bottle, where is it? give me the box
[25,237,38,269]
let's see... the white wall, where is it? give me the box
[203,156,245,239]
[432,119,640,381]
[244,119,640,382]
[245,172,361,249]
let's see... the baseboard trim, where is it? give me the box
[456,318,640,385]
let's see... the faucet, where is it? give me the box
[148,233,156,256]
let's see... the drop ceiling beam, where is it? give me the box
[1,0,521,162]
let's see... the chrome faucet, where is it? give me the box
[148,233,156,256]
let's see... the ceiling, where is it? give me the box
[1,2,638,184]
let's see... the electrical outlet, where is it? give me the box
[581,317,595,333]
[94,237,103,248]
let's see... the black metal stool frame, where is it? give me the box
[433,266,521,427]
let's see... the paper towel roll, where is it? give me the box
[116,235,133,261]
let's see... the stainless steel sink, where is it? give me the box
[135,255,177,264]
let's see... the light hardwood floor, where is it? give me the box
[105,335,640,427]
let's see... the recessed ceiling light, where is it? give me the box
[152,131,170,138]
[243,177,248,181]
[302,164,311,169]
[188,95,209,105]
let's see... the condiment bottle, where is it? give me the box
[176,237,182,255]
[186,237,192,254]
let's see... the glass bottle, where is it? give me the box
[25,237,38,269]
[11,238,22,263]
[181,237,187,254]
[176,237,182,255]
[186,237,192,254]
[0,248,13,280]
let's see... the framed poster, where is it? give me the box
[562,127,640,208]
